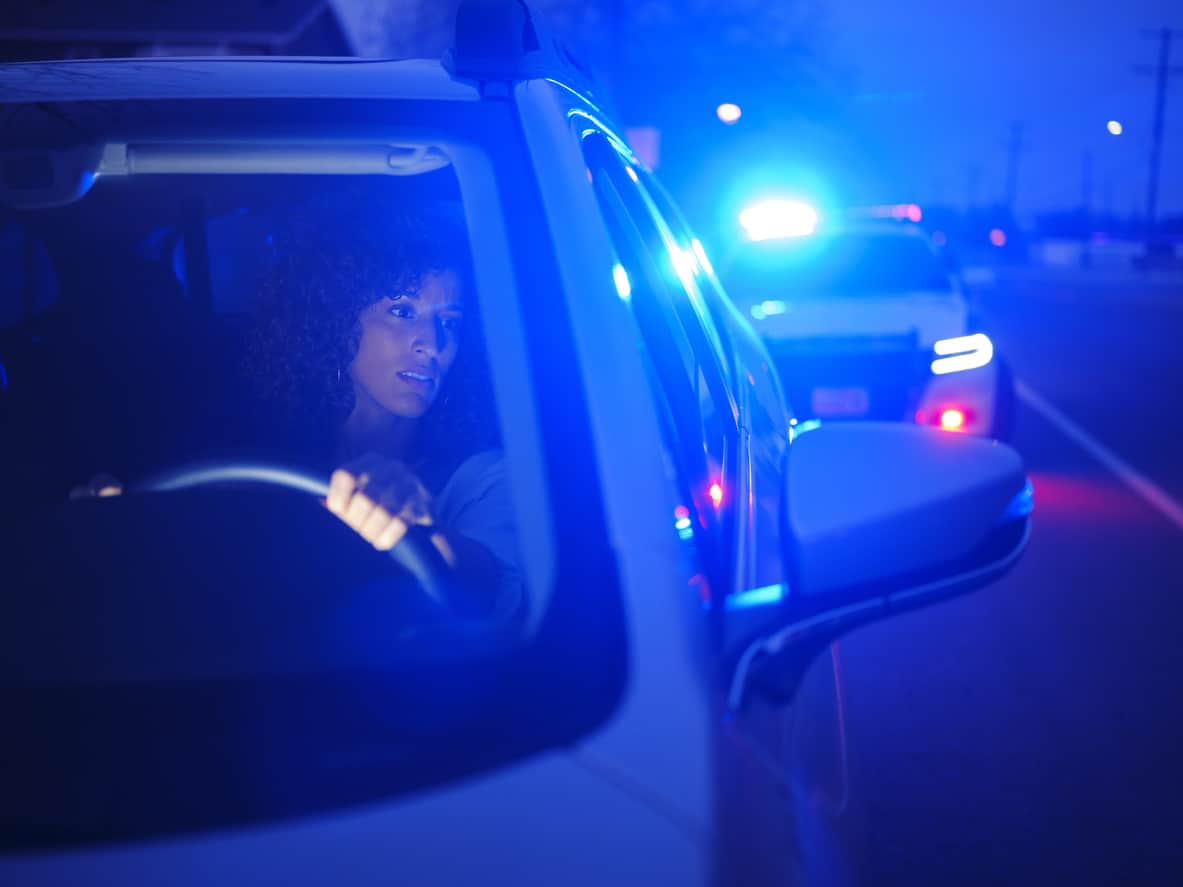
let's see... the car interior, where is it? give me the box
[0,158,525,650]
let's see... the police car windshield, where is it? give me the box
[729,230,952,298]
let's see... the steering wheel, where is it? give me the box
[126,459,457,611]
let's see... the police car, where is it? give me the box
[0,2,1031,884]
[720,202,1015,440]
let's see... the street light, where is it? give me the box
[716,103,742,125]
[1107,120,1123,135]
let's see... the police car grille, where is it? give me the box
[766,335,927,421]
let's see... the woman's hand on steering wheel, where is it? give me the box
[325,453,456,566]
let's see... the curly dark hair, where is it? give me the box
[243,205,500,489]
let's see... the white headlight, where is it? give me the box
[931,333,993,375]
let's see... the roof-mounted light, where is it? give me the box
[738,199,819,241]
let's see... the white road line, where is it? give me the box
[1016,379,1183,533]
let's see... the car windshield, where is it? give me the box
[0,130,538,672]
[726,230,952,298]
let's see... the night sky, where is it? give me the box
[825,0,1183,219]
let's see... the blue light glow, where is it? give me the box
[931,333,993,375]
[670,247,697,290]
[739,199,819,241]
[999,480,1035,523]
[750,300,788,321]
[612,263,632,301]
[691,238,715,276]
[789,418,822,441]
[725,583,787,611]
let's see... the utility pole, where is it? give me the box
[1135,27,1183,232]
[1003,121,1026,214]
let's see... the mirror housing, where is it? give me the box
[732,422,1030,708]
[786,422,1027,600]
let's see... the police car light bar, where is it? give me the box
[738,199,819,241]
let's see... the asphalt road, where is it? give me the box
[835,266,1183,886]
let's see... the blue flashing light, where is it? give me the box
[725,583,787,612]
[789,418,822,441]
[738,199,819,242]
[931,333,993,375]
[998,480,1035,523]
[612,263,632,301]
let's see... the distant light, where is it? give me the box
[1107,120,1123,136]
[716,103,742,124]
[739,199,819,241]
[940,409,966,430]
[709,482,724,508]
[888,203,922,222]
[931,333,993,375]
[751,300,790,321]
[612,263,631,301]
[932,230,948,247]
[989,228,1007,247]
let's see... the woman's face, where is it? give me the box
[348,269,463,421]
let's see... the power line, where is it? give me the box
[1134,27,1183,230]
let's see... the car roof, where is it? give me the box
[0,56,480,104]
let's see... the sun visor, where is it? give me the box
[0,142,452,208]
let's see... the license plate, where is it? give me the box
[810,386,870,417]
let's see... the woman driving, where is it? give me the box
[243,209,523,623]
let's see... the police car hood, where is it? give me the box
[750,290,967,347]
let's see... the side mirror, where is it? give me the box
[735,422,1030,707]
[786,422,1028,604]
